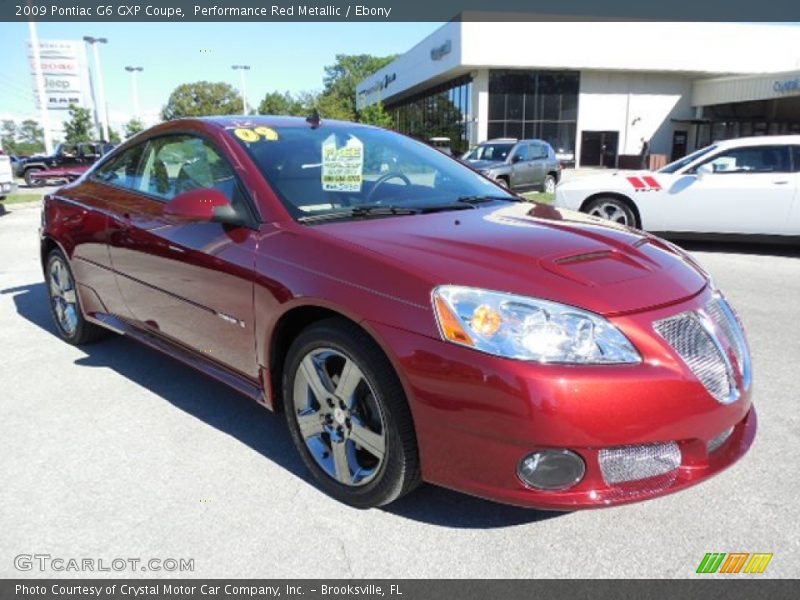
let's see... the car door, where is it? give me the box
[509,144,533,187]
[661,144,796,235]
[106,133,260,379]
[528,142,548,187]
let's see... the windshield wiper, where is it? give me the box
[297,205,421,224]
[456,194,522,204]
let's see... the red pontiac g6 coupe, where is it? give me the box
[40,116,756,509]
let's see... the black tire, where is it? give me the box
[282,318,420,508]
[583,196,638,228]
[45,249,109,345]
[25,168,45,187]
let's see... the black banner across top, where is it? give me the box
[1,0,800,22]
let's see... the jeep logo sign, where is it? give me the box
[773,76,800,94]
[358,73,397,98]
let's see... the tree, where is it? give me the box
[1,120,16,153]
[161,81,242,120]
[318,54,396,122]
[63,105,94,144]
[124,118,145,138]
[258,91,295,116]
[108,129,122,144]
[358,101,393,128]
[18,120,44,146]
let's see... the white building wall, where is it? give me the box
[576,71,695,164]
[471,69,489,145]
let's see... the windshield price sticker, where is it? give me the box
[322,134,364,192]
[232,127,279,142]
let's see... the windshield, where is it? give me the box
[658,144,718,173]
[463,143,514,162]
[229,124,515,220]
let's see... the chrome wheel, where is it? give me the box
[588,201,632,226]
[293,348,386,487]
[544,175,556,194]
[48,256,78,336]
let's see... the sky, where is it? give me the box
[0,21,442,131]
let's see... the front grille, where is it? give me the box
[599,442,681,484]
[653,294,750,404]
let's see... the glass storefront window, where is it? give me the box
[488,70,579,158]
[386,75,473,155]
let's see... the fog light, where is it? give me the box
[517,449,585,490]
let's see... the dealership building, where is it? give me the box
[356,22,800,167]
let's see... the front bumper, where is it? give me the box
[368,288,755,509]
[0,180,17,196]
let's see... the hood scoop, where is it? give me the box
[542,246,658,287]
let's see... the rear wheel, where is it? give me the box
[543,174,557,194]
[45,249,108,345]
[584,196,637,228]
[24,168,45,187]
[282,318,420,508]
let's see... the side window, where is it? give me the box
[699,146,791,174]
[513,145,529,162]
[137,135,238,203]
[793,147,800,172]
[529,143,546,160]
[93,144,147,189]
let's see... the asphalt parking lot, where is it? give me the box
[1,200,798,578]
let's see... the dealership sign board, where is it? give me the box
[28,39,93,110]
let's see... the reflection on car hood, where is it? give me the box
[318,202,707,316]
[465,159,503,170]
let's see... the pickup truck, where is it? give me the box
[14,142,113,187]
[0,152,17,200]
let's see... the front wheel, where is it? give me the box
[584,196,638,228]
[282,318,420,508]
[45,249,109,345]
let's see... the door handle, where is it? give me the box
[772,180,790,185]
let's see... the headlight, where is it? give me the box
[432,286,641,364]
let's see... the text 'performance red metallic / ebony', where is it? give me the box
[40,116,755,509]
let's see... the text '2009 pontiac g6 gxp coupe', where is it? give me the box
[40,116,755,509]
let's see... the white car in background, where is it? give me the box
[554,136,800,239]
[0,152,17,201]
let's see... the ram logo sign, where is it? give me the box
[696,552,773,574]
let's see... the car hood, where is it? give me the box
[465,159,505,170]
[317,202,707,317]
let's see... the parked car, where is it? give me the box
[16,142,112,187]
[554,135,800,239]
[428,136,453,156]
[0,152,17,200]
[27,166,90,187]
[41,116,754,509]
[462,138,561,193]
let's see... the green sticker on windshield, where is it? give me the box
[321,134,364,192]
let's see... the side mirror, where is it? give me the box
[511,154,524,163]
[165,188,246,226]
[696,163,713,177]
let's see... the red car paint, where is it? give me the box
[40,117,755,509]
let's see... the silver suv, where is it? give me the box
[462,138,561,193]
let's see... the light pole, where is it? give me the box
[28,21,54,154]
[231,65,250,114]
[83,36,109,141]
[125,66,143,119]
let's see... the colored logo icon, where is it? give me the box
[696,553,773,574]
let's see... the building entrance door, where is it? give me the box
[580,131,619,167]
[671,130,688,161]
